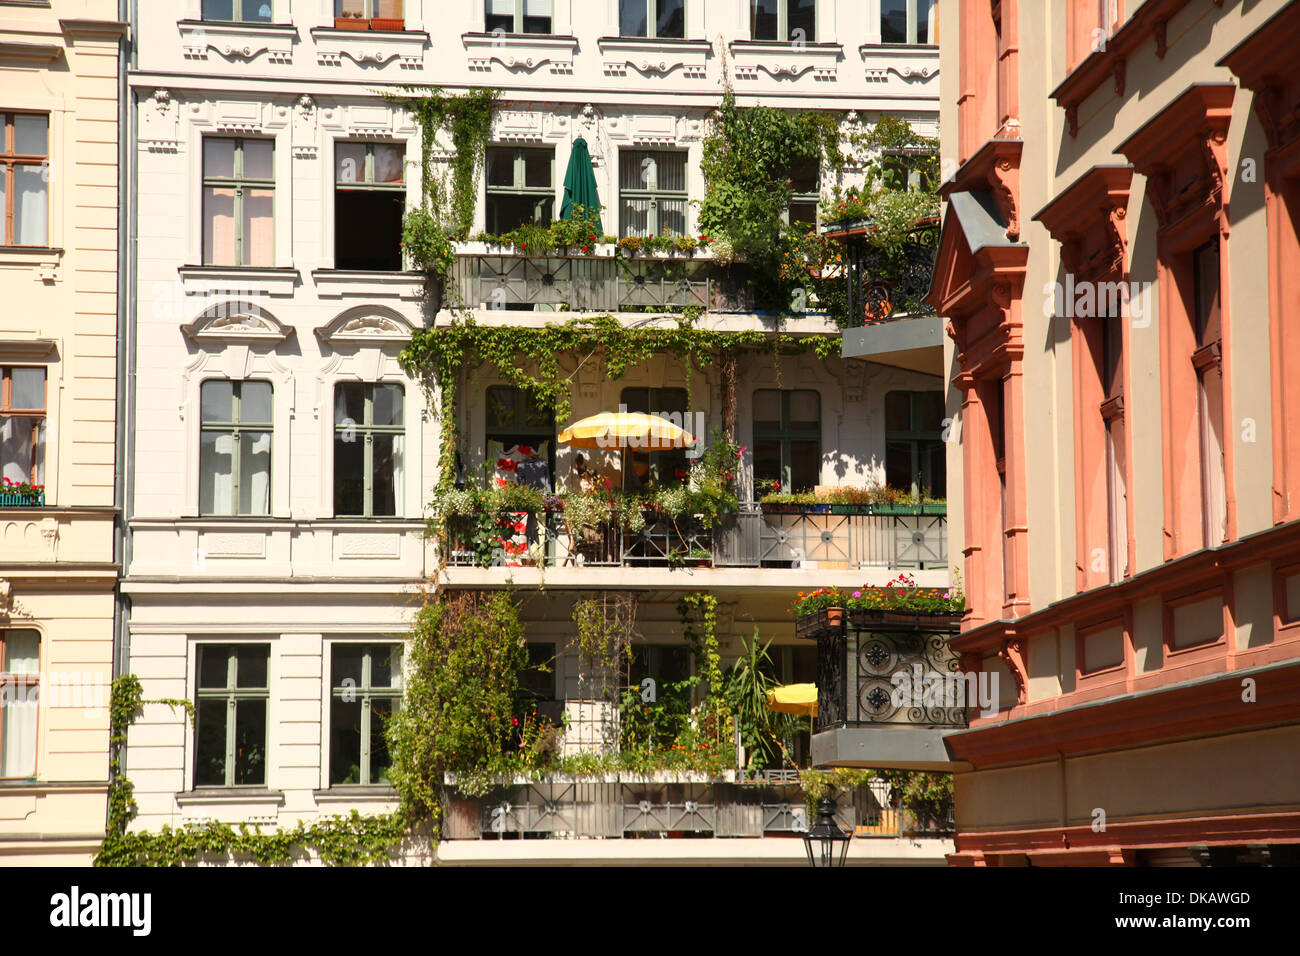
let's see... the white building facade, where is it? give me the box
[122,0,947,864]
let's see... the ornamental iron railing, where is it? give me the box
[441,504,946,571]
[801,608,966,733]
[438,777,943,840]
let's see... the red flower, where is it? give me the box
[582,246,590,253]
[519,445,534,457]
[497,458,518,471]
[588,235,596,242]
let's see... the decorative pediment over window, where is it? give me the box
[1032,165,1133,281]
[940,138,1023,242]
[1219,2,1300,161]
[1115,83,1234,233]
[315,306,416,347]
[182,302,291,344]
[927,189,1028,348]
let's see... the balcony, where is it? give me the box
[450,248,783,315]
[441,772,950,841]
[440,503,947,571]
[803,607,970,772]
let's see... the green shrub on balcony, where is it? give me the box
[788,573,965,619]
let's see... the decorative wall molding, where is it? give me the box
[140,88,181,153]
[310,27,427,69]
[462,32,577,74]
[177,20,295,65]
[597,37,710,79]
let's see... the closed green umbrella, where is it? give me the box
[560,137,603,235]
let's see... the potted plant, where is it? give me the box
[0,477,45,507]
[687,547,712,568]
[335,10,370,29]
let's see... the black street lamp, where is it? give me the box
[803,795,852,867]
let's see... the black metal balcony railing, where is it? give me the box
[440,776,952,840]
[800,608,966,733]
[451,253,782,314]
[441,504,947,570]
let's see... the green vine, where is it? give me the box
[399,315,840,487]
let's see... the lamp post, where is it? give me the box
[803,795,852,867]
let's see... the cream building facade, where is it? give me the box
[0,2,126,864]
[121,0,950,863]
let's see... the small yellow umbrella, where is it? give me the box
[766,683,818,717]
[558,411,696,451]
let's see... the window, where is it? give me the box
[485,0,552,34]
[1099,313,1127,583]
[753,389,821,492]
[199,380,271,517]
[194,644,269,788]
[202,138,274,267]
[618,149,687,238]
[329,644,401,786]
[1192,240,1226,548]
[334,383,404,517]
[1,113,49,246]
[880,0,934,44]
[750,0,815,42]
[629,645,691,695]
[1,366,45,495]
[335,0,404,29]
[621,387,688,490]
[0,629,39,779]
[335,142,405,270]
[620,0,685,38]
[784,155,820,229]
[484,147,553,234]
[202,0,273,22]
[518,642,557,702]
[885,391,946,498]
[486,385,555,484]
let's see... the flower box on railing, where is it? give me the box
[847,607,965,628]
[0,491,44,507]
[796,605,964,639]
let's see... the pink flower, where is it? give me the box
[852,591,862,598]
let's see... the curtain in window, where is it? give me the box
[241,431,271,515]
[1,631,39,778]
[13,167,46,246]
[1,418,37,484]
[203,188,236,266]
[243,189,274,266]
[201,432,236,515]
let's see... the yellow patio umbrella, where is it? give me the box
[766,683,818,717]
[557,411,696,451]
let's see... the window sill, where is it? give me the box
[313,786,397,802]
[597,36,710,78]
[727,40,842,81]
[0,246,63,280]
[178,265,300,298]
[177,19,296,64]
[462,32,577,74]
[309,26,428,68]
[176,788,285,806]
[311,268,425,300]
